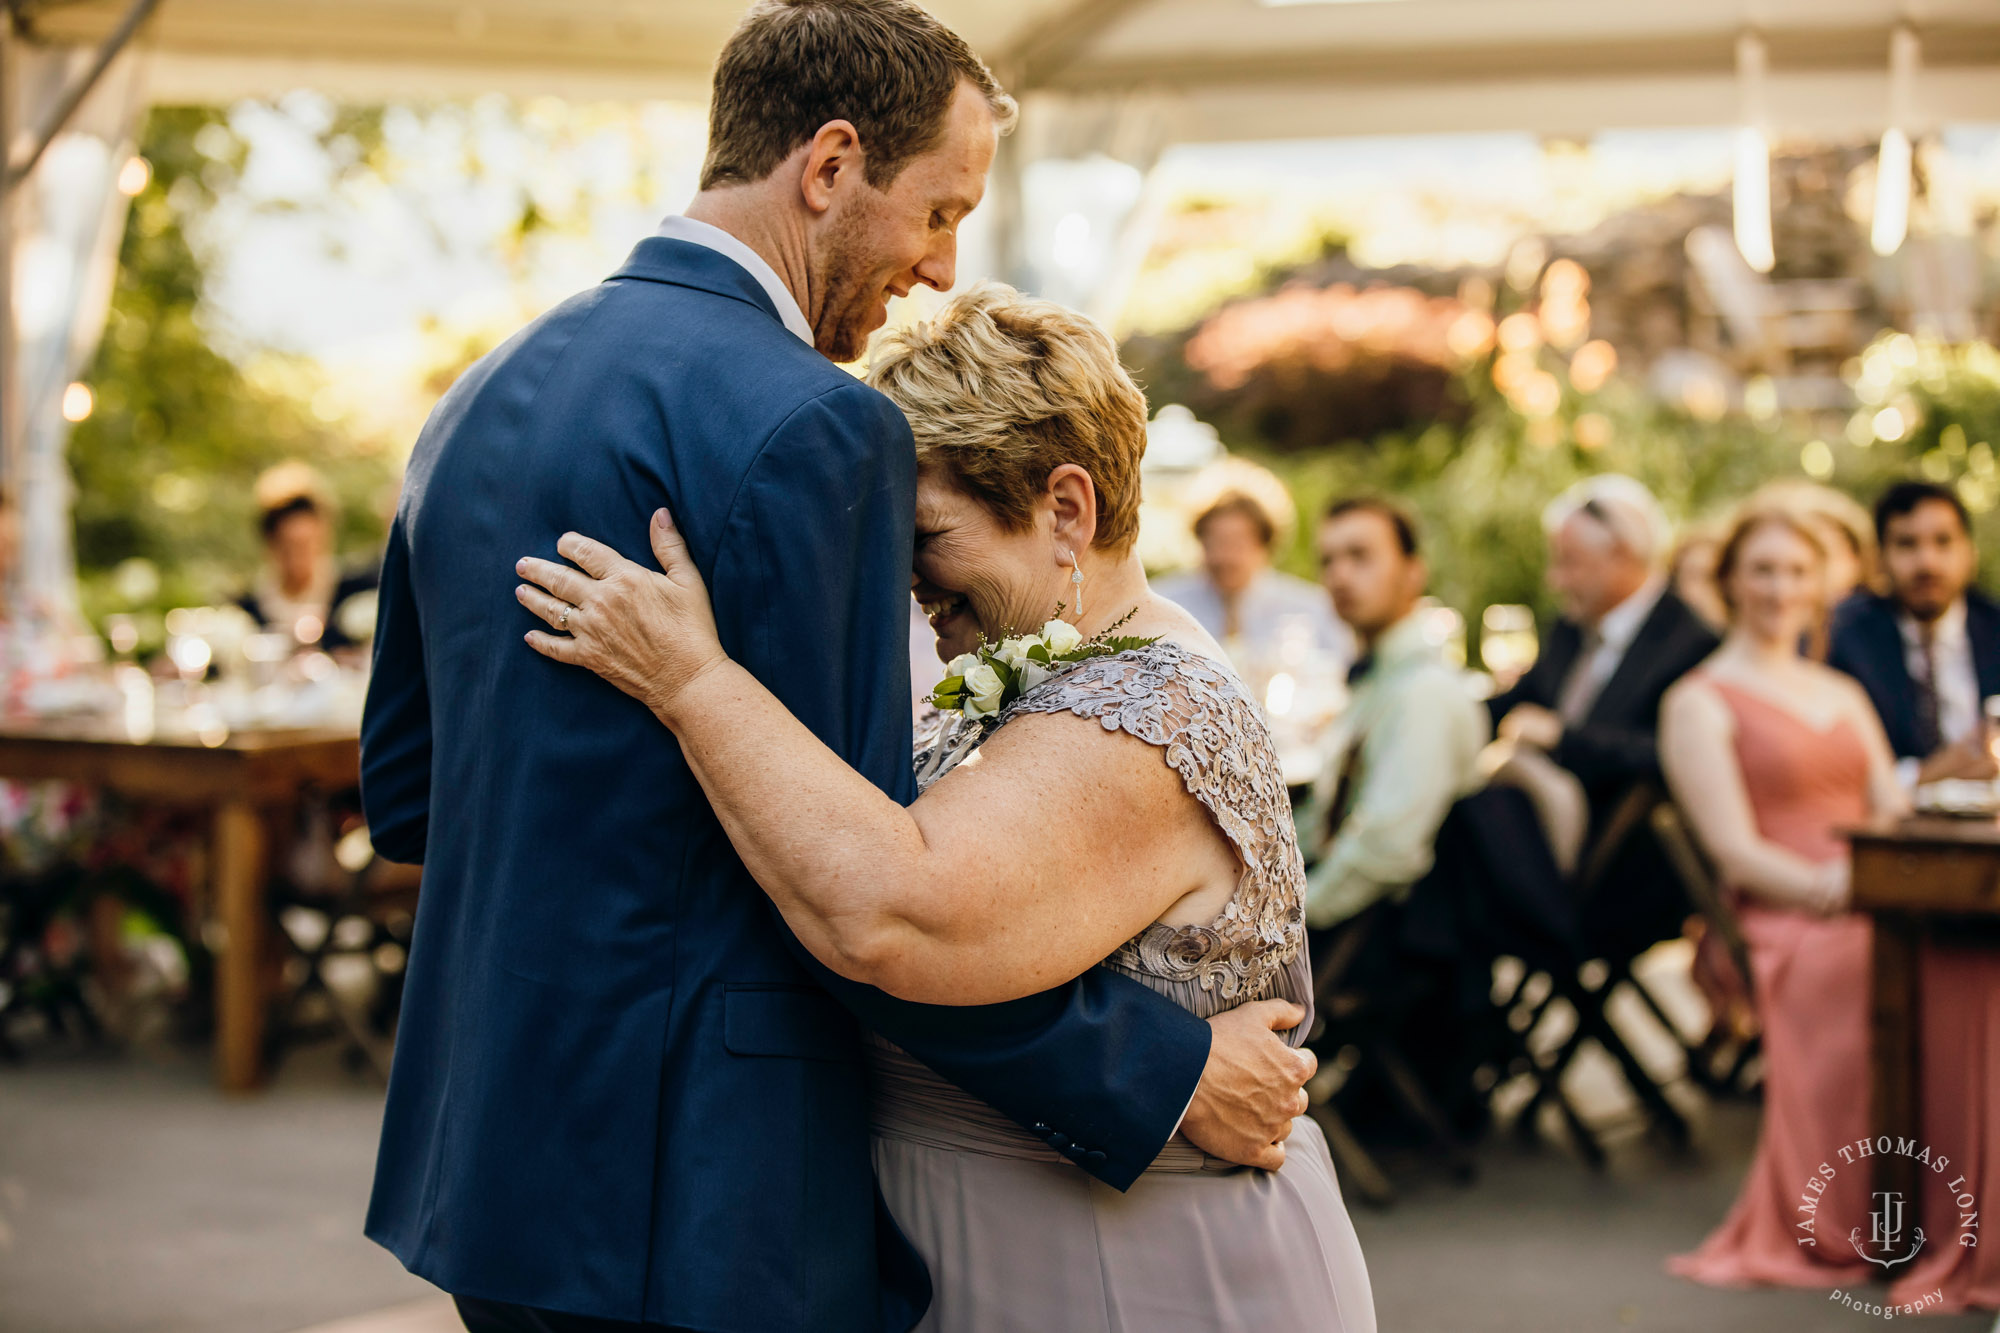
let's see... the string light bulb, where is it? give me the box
[1871,26,1920,258]
[1733,32,1775,274]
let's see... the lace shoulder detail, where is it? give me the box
[994,640,1307,1001]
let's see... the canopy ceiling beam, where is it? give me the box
[996,0,1158,91]
[1040,19,2000,97]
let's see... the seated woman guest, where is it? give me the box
[1662,505,1907,1290]
[1154,462,1351,676]
[239,466,378,655]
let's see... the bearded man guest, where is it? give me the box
[1828,480,2000,790]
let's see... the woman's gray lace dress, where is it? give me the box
[872,641,1377,1333]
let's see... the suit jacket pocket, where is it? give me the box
[723,983,854,1061]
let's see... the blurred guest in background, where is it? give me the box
[238,466,378,655]
[1662,505,1905,1290]
[1300,499,1487,930]
[1755,480,1876,605]
[1485,477,1717,931]
[1828,480,2000,790]
[1668,521,1728,632]
[1154,461,1350,674]
[1753,480,1877,659]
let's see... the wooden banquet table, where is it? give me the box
[0,717,361,1091]
[1848,817,2000,1209]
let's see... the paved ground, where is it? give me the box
[1,1037,1992,1333]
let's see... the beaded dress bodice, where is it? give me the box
[911,639,1309,1014]
[873,641,1314,1171]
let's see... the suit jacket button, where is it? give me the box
[1084,1149,1107,1166]
[1032,1122,1050,1133]
[1047,1131,1070,1150]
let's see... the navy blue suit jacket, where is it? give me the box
[1827,588,2000,759]
[360,238,1210,1332]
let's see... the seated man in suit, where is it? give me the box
[1485,475,1720,957]
[1829,480,2000,789]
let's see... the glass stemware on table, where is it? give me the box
[5,604,368,745]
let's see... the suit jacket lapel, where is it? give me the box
[1968,593,2000,701]
[1585,593,1676,725]
[1535,620,1583,710]
[1855,596,1921,751]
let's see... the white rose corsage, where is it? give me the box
[929,608,1158,720]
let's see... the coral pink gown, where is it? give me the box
[1669,677,2000,1312]
[1669,677,1875,1289]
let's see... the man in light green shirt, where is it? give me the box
[1300,499,1490,929]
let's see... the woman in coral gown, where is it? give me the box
[1660,503,1906,1289]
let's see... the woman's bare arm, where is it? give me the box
[1840,675,1913,821]
[519,524,1213,1006]
[1659,677,1846,913]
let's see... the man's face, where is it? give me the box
[811,81,996,362]
[269,511,329,592]
[1882,498,1977,622]
[1318,510,1423,638]
[1198,509,1271,597]
[1547,514,1640,626]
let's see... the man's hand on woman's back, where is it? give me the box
[1177,999,1316,1171]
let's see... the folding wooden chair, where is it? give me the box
[1507,782,1696,1160]
[264,814,419,1082]
[1652,802,1761,1094]
[1309,902,1480,1206]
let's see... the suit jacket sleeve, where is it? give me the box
[360,513,434,864]
[710,380,1211,1192]
[1551,716,1659,789]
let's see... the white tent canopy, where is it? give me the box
[29,0,2000,138]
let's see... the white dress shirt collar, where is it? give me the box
[1367,608,1434,673]
[1899,596,1969,654]
[1592,575,1667,650]
[654,215,814,347]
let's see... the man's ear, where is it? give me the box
[1407,556,1430,603]
[799,120,862,215]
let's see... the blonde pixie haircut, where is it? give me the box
[868,283,1148,554]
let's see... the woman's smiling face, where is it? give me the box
[912,465,1067,661]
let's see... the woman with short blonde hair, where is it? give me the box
[871,283,1148,555]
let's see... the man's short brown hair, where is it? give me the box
[701,0,1016,192]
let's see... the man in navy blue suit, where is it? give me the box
[1829,480,2000,789]
[359,4,1314,1331]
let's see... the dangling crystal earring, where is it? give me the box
[1066,549,1085,617]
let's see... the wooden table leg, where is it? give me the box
[213,799,267,1092]
[1870,913,1921,1205]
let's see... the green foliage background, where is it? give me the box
[68,107,399,639]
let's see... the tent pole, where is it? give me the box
[0,0,19,499]
[6,0,160,192]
